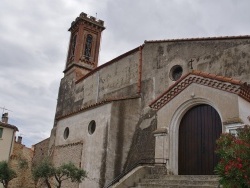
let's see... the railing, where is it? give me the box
[104,158,168,188]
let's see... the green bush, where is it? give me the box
[215,125,250,188]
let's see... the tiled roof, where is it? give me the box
[0,122,18,131]
[145,35,250,43]
[149,70,250,111]
[55,95,141,121]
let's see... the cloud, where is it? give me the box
[1,0,250,147]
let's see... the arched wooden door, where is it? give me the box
[178,104,222,175]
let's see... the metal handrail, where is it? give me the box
[104,158,168,188]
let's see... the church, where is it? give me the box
[46,12,250,187]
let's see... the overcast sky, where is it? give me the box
[1,0,250,147]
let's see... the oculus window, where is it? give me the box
[170,65,183,81]
[64,127,69,140]
[88,120,96,135]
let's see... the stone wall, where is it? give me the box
[32,138,50,167]
[8,142,35,188]
[54,103,112,188]
[49,36,250,187]
[55,49,140,119]
[57,38,250,121]
[142,38,250,108]
[52,143,83,188]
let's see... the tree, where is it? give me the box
[32,159,87,188]
[0,161,17,188]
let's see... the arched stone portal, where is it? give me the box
[178,104,222,175]
[168,98,223,175]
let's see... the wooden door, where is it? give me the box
[178,104,222,175]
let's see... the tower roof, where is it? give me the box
[68,12,105,31]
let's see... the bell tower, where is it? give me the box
[64,12,105,79]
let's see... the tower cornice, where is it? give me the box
[68,12,105,32]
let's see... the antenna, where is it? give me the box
[0,106,13,115]
[96,13,97,19]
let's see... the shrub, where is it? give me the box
[215,125,250,188]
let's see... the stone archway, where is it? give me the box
[168,98,222,175]
[178,104,222,175]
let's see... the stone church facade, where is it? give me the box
[47,12,250,187]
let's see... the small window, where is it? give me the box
[0,128,3,138]
[170,65,183,81]
[84,34,93,60]
[88,120,96,135]
[225,123,245,137]
[64,127,69,139]
[71,35,77,56]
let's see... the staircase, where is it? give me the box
[132,174,220,188]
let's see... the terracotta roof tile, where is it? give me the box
[149,70,250,111]
[145,35,250,43]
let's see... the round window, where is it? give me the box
[170,65,183,81]
[64,127,69,139]
[88,120,96,135]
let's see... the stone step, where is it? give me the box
[133,175,220,188]
[144,175,219,181]
[135,184,218,188]
[140,179,219,186]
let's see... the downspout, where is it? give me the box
[137,46,143,95]
[8,130,15,161]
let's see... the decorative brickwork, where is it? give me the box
[150,70,250,110]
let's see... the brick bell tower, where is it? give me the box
[64,12,105,79]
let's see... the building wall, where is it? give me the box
[0,126,15,161]
[105,99,141,183]
[55,38,250,122]
[141,39,250,109]
[157,84,240,130]
[54,103,112,188]
[238,97,250,124]
[54,38,250,130]
[32,138,50,167]
[52,143,83,188]
[8,142,35,188]
[49,37,250,187]
[156,83,249,175]
[56,49,140,119]
[52,97,156,187]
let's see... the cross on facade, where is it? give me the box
[188,59,194,69]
